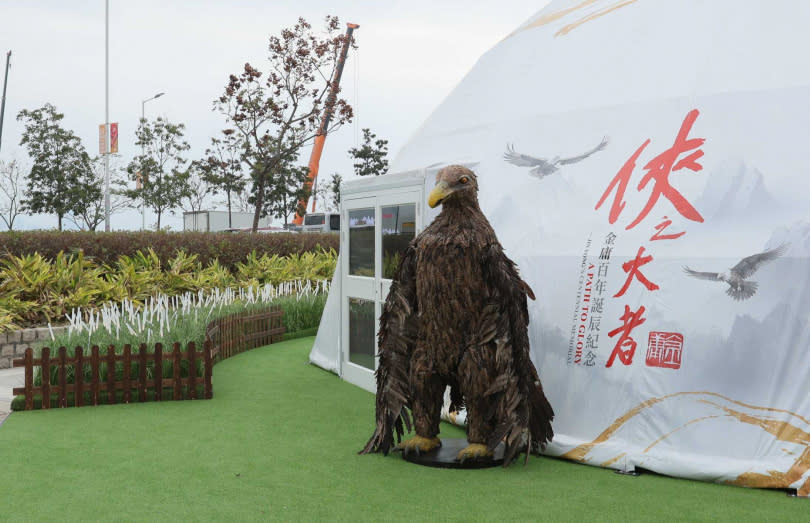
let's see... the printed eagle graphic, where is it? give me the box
[359,165,554,465]
[683,244,788,301]
[503,136,609,178]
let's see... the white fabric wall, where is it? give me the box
[314,0,810,495]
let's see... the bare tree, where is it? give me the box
[0,159,24,230]
[181,163,214,214]
[232,187,253,213]
[313,172,340,212]
[214,16,354,231]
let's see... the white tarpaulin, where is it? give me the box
[313,0,810,494]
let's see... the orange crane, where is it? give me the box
[293,22,359,226]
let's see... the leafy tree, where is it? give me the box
[349,128,389,177]
[328,172,342,210]
[0,159,25,230]
[67,156,130,231]
[249,151,311,227]
[215,15,354,231]
[16,103,99,230]
[123,117,191,230]
[197,129,247,228]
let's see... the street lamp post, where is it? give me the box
[0,50,11,154]
[104,0,110,231]
[140,92,165,230]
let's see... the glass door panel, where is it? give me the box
[381,203,416,279]
[348,297,376,370]
[348,208,375,277]
[379,191,422,300]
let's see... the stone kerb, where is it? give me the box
[0,326,68,369]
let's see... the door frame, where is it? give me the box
[339,186,424,393]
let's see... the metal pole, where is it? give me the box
[140,92,164,231]
[141,100,145,231]
[104,0,111,232]
[0,50,11,154]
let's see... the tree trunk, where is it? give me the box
[57,213,63,231]
[252,169,266,233]
[156,210,162,230]
[227,190,232,229]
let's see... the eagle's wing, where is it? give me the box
[503,144,552,169]
[482,243,554,465]
[731,243,788,279]
[683,267,721,281]
[557,136,609,165]
[359,244,418,455]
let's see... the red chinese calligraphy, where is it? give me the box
[596,109,705,230]
[595,140,648,225]
[614,246,659,298]
[605,305,647,368]
[650,216,686,241]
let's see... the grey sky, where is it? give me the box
[0,1,546,230]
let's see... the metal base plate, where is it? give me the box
[401,438,505,469]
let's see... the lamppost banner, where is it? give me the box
[110,122,118,154]
[98,124,107,155]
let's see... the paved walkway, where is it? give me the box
[0,367,24,427]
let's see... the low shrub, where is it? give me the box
[0,248,336,330]
[0,230,339,271]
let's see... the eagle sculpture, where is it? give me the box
[683,243,788,301]
[359,165,554,465]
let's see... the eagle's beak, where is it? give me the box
[428,181,451,208]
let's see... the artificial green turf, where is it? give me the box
[0,337,805,522]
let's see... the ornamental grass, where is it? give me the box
[23,280,329,391]
[0,248,336,332]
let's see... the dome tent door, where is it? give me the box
[340,186,423,393]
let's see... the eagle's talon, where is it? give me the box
[457,443,493,462]
[396,435,441,456]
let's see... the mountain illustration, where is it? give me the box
[695,159,779,224]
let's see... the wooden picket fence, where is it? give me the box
[13,342,212,410]
[205,305,285,361]
[12,306,285,411]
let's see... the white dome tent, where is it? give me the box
[310,0,810,495]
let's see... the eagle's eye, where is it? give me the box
[459,176,469,184]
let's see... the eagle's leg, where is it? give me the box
[456,347,496,461]
[396,351,443,455]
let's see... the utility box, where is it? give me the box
[182,211,271,232]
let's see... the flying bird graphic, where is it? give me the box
[503,136,609,179]
[683,244,788,301]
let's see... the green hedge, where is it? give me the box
[0,230,339,272]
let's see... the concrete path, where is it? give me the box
[0,367,24,427]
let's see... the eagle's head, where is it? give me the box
[427,165,479,208]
